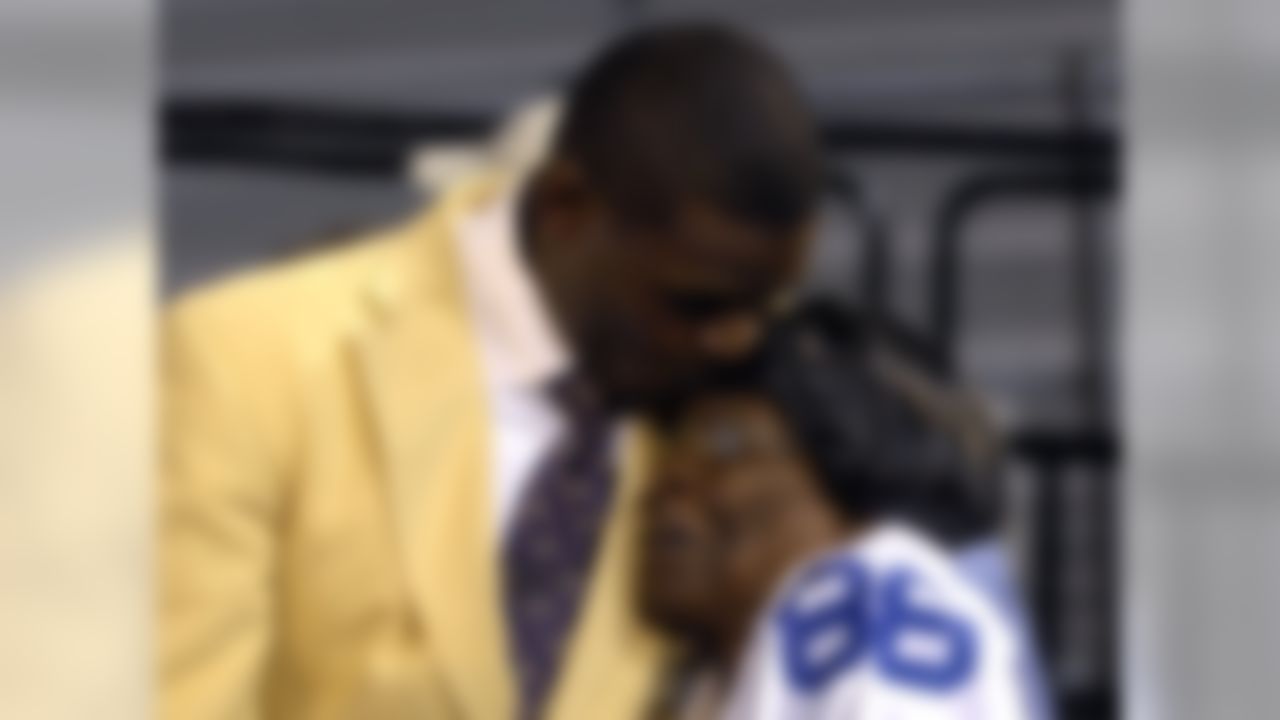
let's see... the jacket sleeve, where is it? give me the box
[159,292,291,720]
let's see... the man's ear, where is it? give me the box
[525,156,595,249]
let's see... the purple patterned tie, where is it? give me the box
[502,376,615,720]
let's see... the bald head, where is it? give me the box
[555,23,822,232]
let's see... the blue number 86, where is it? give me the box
[777,557,976,693]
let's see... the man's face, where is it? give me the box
[528,167,812,409]
[638,394,845,650]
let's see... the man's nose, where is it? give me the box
[699,314,763,361]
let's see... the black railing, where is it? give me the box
[927,166,1116,376]
[926,166,1119,720]
[163,97,1117,174]
[825,168,891,325]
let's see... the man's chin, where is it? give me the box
[596,379,661,414]
[599,371,693,415]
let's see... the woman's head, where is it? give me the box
[638,390,846,658]
[637,301,972,658]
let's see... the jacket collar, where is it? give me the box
[453,184,568,394]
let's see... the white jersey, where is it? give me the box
[722,523,1030,720]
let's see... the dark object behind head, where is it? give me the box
[730,301,991,540]
[556,23,822,232]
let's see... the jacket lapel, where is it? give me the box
[547,422,674,720]
[353,176,516,720]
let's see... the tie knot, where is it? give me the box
[546,372,608,428]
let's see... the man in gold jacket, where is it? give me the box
[161,25,822,720]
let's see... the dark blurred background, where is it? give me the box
[163,2,1119,717]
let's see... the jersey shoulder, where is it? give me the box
[799,522,1001,624]
[851,522,996,614]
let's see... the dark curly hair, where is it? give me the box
[711,300,992,542]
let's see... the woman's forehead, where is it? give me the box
[677,394,790,459]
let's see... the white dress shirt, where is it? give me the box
[453,186,578,540]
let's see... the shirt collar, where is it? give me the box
[454,184,569,392]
